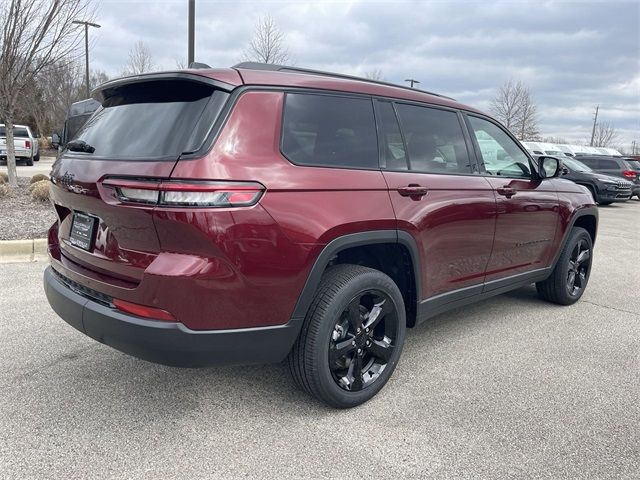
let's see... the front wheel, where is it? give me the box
[288,264,406,408]
[536,227,593,305]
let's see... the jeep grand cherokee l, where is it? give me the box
[44,63,598,408]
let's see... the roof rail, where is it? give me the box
[232,62,455,100]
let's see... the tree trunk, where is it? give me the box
[4,116,19,187]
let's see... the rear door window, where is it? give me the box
[281,93,378,169]
[596,158,619,170]
[72,79,229,160]
[394,103,472,174]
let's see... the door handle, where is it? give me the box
[398,185,429,198]
[496,186,517,198]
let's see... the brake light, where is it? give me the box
[622,170,636,179]
[101,178,265,207]
[25,140,31,149]
[113,298,176,321]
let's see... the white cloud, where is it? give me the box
[89,0,640,146]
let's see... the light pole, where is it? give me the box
[188,0,195,65]
[73,19,101,98]
[404,78,420,88]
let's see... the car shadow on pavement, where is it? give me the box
[5,285,554,427]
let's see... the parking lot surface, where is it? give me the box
[0,201,638,479]
[0,156,55,178]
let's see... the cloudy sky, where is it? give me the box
[88,0,639,148]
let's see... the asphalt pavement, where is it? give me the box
[0,156,55,178]
[0,201,638,479]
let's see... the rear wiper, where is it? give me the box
[66,140,95,153]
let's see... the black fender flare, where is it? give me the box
[290,230,422,320]
[549,206,599,270]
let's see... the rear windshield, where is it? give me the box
[71,79,228,160]
[0,126,29,137]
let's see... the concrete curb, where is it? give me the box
[0,238,47,263]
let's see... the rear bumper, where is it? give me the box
[44,266,303,367]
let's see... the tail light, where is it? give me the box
[100,178,265,208]
[113,298,176,321]
[622,170,636,179]
[25,140,31,149]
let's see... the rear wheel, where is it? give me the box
[288,264,406,408]
[25,156,33,166]
[536,227,593,305]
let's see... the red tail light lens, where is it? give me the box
[113,298,176,321]
[101,178,265,207]
[25,140,31,149]
[622,170,636,179]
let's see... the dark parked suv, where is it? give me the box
[560,157,632,205]
[44,63,598,407]
[575,155,640,199]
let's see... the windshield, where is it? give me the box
[563,158,592,172]
[72,79,228,160]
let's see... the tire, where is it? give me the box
[585,185,597,203]
[599,201,613,206]
[536,227,593,305]
[34,152,40,162]
[288,264,406,408]
[26,156,33,166]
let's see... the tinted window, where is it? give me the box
[468,116,531,178]
[597,159,619,169]
[376,101,407,170]
[577,157,597,167]
[282,93,378,169]
[73,80,228,160]
[0,127,29,137]
[395,104,471,174]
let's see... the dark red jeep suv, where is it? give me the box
[44,62,598,407]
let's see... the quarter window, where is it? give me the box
[281,93,378,169]
[376,101,408,170]
[468,116,531,178]
[395,104,472,174]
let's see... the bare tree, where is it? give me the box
[124,40,154,75]
[516,92,539,141]
[542,136,568,144]
[0,0,91,186]
[591,121,618,147]
[364,69,384,81]
[490,79,539,141]
[244,15,290,65]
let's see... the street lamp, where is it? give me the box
[72,19,101,98]
[404,78,420,88]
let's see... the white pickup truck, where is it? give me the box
[0,124,40,166]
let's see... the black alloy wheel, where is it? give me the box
[566,239,591,297]
[329,290,399,392]
[537,227,593,305]
[288,264,406,408]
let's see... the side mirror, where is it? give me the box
[51,133,60,149]
[538,156,562,179]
